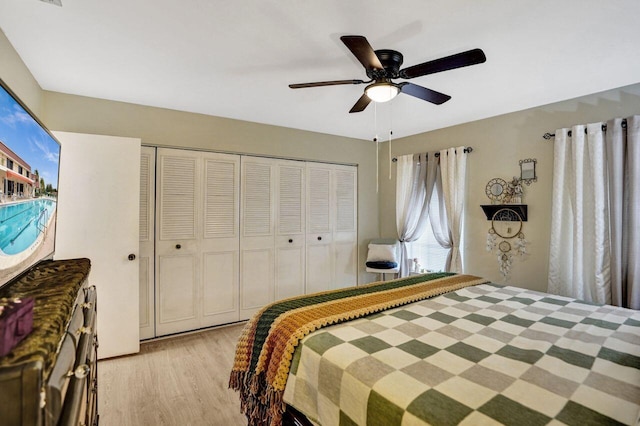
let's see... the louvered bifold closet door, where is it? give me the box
[306,163,334,294]
[155,149,241,336]
[200,152,240,327]
[156,148,201,335]
[275,160,306,300]
[333,165,358,289]
[240,157,276,319]
[139,146,156,339]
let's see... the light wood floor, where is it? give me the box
[98,323,248,426]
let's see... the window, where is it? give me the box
[7,159,13,170]
[18,165,23,175]
[409,189,449,273]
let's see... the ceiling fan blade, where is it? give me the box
[340,35,384,71]
[399,82,451,105]
[349,93,372,113]
[399,48,486,79]
[289,79,366,89]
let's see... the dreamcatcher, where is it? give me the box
[485,208,528,280]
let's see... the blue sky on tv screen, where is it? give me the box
[0,85,60,189]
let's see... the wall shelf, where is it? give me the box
[481,204,528,222]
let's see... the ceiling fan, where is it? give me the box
[289,35,486,113]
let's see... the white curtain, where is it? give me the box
[395,153,437,277]
[606,116,640,309]
[429,165,453,269]
[438,147,467,273]
[548,116,639,308]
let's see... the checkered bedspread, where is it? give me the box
[283,282,640,425]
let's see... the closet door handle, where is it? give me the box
[288,239,293,243]
[176,244,182,249]
[128,254,136,261]
[317,236,322,241]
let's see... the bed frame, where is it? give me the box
[282,405,314,426]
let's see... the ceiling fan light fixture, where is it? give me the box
[365,82,399,103]
[290,36,486,113]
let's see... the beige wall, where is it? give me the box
[41,91,380,284]
[0,30,42,115]
[378,83,640,291]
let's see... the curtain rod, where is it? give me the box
[391,147,473,162]
[542,118,627,140]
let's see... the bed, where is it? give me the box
[230,273,640,425]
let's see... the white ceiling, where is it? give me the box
[1,0,640,141]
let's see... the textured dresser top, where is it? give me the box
[0,258,91,380]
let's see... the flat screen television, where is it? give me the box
[0,77,60,289]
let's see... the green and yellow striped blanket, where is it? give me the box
[229,273,487,426]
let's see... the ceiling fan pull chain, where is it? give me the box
[374,101,378,135]
[374,136,379,193]
[389,130,393,180]
[389,102,393,179]
[373,102,382,190]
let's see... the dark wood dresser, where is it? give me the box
[0,258,97,426]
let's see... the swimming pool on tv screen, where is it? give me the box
[0,199,56,255]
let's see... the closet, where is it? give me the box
[139,146,155,340]
[306,163,358,294]
[140,147,357,338]
[152,148,241,336]
[239,157,308,318]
